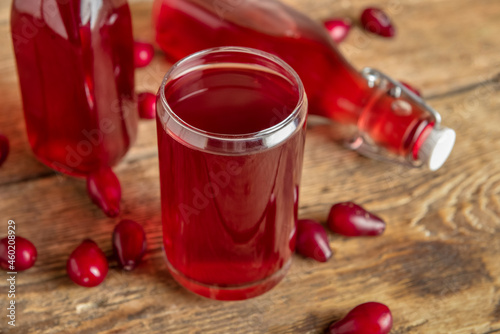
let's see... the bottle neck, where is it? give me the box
[357,85,433,157]
[317,67,455,170]
[310,58,371,124]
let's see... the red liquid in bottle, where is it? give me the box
[153,0,455,169]
[11,0,138,176]
[157,63,305,300]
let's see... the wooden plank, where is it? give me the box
[1,84,499,333]
[0,0,499,333]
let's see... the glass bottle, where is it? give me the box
[11,0,138,176]
[153,0,456,170]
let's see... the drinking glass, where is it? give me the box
[156,47,307,300]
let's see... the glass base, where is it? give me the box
[31,151,90,178]
[164,255,292,301]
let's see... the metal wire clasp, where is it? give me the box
[361,67,442,124]
[347,67,444,167]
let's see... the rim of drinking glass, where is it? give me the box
[158,46,306,141]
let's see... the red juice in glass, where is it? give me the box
[11,0,138,176]
[156,47,307,300]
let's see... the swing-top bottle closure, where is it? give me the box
[348,67,456,171]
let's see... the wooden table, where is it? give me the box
[1,0,499,333]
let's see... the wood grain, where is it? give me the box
[1,0,500,333]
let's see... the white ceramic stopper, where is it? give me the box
[418,127,456,171]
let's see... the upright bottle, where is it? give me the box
[153,0,456,170]
[11,0,138,177]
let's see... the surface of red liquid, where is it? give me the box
[11,0,138,176]
[153,0,432,158]
[157,67,305,300]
